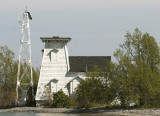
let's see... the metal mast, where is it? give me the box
[15,9,34,106]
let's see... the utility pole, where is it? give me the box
[15,9,34,106]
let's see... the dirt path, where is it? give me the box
[0,107,160,115]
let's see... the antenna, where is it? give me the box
[25,6,27,12]
[15,10,34,106]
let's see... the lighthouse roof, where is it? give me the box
[40,36,71,42]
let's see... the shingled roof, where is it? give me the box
[69,56,111,72]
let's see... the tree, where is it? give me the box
[118,28,160,71]
[0,45,17,106]
[74,65,114,108]
[112,28,160,107]
[0,45,40,106]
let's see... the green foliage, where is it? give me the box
[51,89,71,108]
[74,65,114,109]
[74,28,160,109]
[33,68,40,86]
[74,77,103,108]
[0,45,39,106]
[112,28,160,107]
[0,45,17,106]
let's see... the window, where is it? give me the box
[50,79,58,93]
[50,49,58,62]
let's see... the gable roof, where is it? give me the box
[69,56,111,72]
[67,76,82,84]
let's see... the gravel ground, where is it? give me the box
[0,107,160,115]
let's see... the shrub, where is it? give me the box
[51,89,71,108]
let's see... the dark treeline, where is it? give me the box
[0,46,39,106]
[73,28,160,108]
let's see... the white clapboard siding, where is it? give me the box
[36,37,85,102]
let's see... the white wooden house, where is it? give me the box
[35,36,110,104]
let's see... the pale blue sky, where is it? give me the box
[1,0,160,67]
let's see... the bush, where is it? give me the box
[51,89,71,108]
[74,76,112,109]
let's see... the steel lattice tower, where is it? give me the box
[15,10,34,106]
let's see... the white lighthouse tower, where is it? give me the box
[36,36,72,103]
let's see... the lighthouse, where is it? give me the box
[35,36,111,105]
[36,36,72,103]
